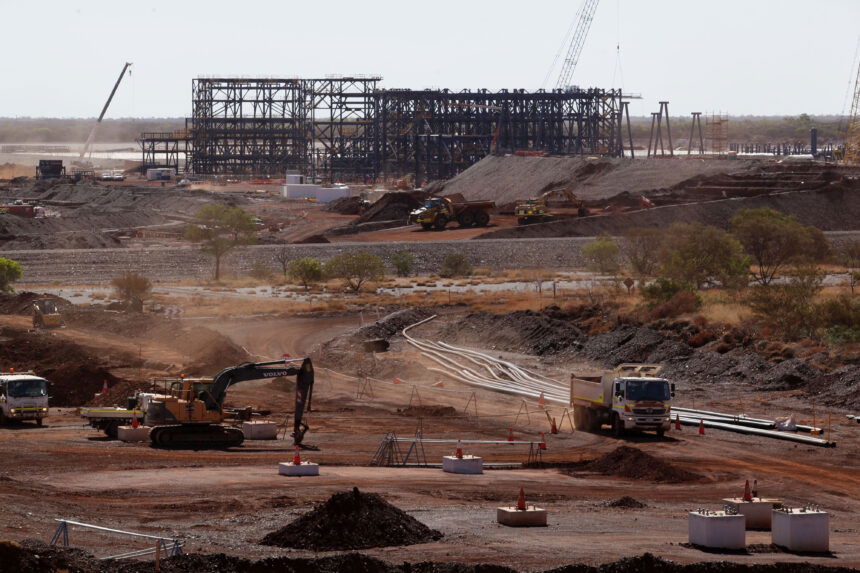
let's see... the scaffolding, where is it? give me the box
[140,78,625,182]
[138,130,191,172]
[705,113,729,156]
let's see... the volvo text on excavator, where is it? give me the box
[142,358,314,448]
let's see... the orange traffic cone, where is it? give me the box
[538,392,546,409]
[698,419,705,435]
[538,432,547,450]
[393,377,402,384]
[507,427,514,442]
[550,417,558,434]
[675,414,681,431]
[131,412,139,429]
[101,380,109,394]
[293,445,302,465]
[516,487,527,511]
[743,480,752,502]
[455,440,464,459]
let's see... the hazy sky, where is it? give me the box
[1,0,859,118]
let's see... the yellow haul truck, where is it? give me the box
[410,197,494,230]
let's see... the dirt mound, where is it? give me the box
[86,379,158,407]
[262,487,442,551]
[0,326,125,406]
[574,446,703,483]
[399,405,458,417]
[0,291,72,315]
[0,539,99,573]
[0,231,123,250]
[292,234,330,244]
[442,310,584,356]
[597,496,648,509]
[351,192,421,225]
[325,195,363,214]
[354,308,435,342]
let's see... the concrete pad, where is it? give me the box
[242,421,278,440]
[497,506,547,527]
[278,462,320,476]
[117,426,150,442]
[772,508,829,552]
[442,455,483,474]
[688,511,746,550]
[722,498,781,530]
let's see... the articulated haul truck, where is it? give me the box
[570,363,674,437]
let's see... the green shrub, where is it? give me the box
[581,234,620,273]
[439,254,473,278]
[0,257,23,292]
[391,251,414,277]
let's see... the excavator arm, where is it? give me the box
[200,358,314,445]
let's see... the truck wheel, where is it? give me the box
[656,427,665,438]
[573,406,586,430]
[611,414,625,438]
[434,215,448,230]
[475,211,490,226]
[421,223,433,231]
[36,418,43,427]
[458,212,475,227]
[104,421,120,439]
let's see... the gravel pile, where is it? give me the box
[597,496,648,509]
[442,310,585,356]
[573,446,703,483]
[261,487,443,550]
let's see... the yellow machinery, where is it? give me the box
[514,199,552,225]
[32,298,63,329]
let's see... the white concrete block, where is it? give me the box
[117,426,151,442]
[722,498,781,530]
[242,421,278,440]
[497,506,547,527]
[442,455,483,474]
[772,508,829,552]
[688,511,746,550]
[278,461,320,476]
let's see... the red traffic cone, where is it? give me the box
[550,417,558,434]
[539,432,547,450]
[131,412,139,429]
[393,377,402,384]
[698,419,705,435]
[101,380,109,394]
[293,445,302,466]
[675,414,681,431]
[516,487,527,511]
[507,427,514,442]
[538,392,546,409]
[742,480,752,502]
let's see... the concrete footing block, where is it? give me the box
[278,462,320,476]
[688,511,746,550]
[722,498,780,530]
[772,508,829,552]
[242,421,278,440]
[442,455,483,474]
[117,426,151,442]
[497,506,547,527]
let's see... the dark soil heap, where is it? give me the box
[261,487,443,551]
[576,446,702,483]
[597,496,648,509]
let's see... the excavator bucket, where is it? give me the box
[293,358,314,446]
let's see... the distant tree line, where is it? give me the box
[0,118,184,143]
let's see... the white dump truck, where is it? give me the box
[0,371,50,426]
[570,363,674,437]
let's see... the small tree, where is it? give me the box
[274,244,291,277]
[185,204,257,280]
[324,252,385,293]
[288,257,323,291]
[840,240,860,294]
[391,250,414,277]
[439,253,473,278]
[621,227,662,277]
[659,223,749,289]
[111,272,151,304]
[581,234,620,273]
[0,257,22,292]
[731,208,828,285]
[747,265,824,340]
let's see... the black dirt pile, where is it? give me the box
[399,405,458,417]
[350,192,421,224]
[261,487,443,551]
[0,539,101,573]
[571,446,703,483]
[353,308,435,342]
[441,310,584,356]
[0,291,73,315]
[0,326,125,406]
[325,195,363,214]
[596,496,648,509]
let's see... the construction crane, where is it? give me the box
[845,55,860,164]
[79,62,132,160]
[554,0,601,91]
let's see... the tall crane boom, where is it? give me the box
[845,60,860,164]
[79,62,132,160]
[555,0,601,90]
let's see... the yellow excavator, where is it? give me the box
[142,358,314,448]
[32,298,64,329]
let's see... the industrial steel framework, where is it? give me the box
[138,131,190,172]
[140,78,625,182]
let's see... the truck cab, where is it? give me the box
[0,372,50,426]
[609,375,673,436]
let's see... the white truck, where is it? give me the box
[570,363,674,437]
[0,371,50,426]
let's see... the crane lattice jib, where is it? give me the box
[555,0,601,91]
[846,60,860,164]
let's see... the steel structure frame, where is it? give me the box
[141,78,624,182]
[138,131,190,172]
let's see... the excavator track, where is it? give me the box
[149,424,244,448]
